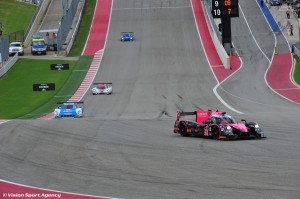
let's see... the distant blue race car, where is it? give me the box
[120,32,134,41]
[54,102,84,118]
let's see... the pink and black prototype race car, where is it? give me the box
[173,110,266,140]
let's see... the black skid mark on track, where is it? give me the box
[175,104,183,112]
[176,94,183,100]
[175,93,184,112]
[192,102,202,110]
[157,110,170,119]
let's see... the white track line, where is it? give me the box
[0,179,121,199]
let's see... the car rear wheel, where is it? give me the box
[179,123,189,137]
[211,126,219,139]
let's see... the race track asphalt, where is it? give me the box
[0,0,300,199]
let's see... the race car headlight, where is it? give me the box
[226,126,232,131]
[223,126,232,135]
[77,110,82,115]
[255,124,259,128]
[92,88,98,93]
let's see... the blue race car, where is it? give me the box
[54,102,84,118]
[120,32,134,41]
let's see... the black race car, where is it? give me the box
[173,110,266,140]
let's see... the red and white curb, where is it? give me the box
[69,50,103,102]
[37,49,104,120]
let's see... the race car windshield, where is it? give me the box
[221,116,235,124]
[212,116,235,124]
[62,105,74,109]
[97,85,106,89]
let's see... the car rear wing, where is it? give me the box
[93,83,112,87]
[56,101,84,108]
[57,101,84,104]
[176,111,196,120]
[121,32,133,34]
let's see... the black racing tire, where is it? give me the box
[211,126,219,139]
[179,123,189,137]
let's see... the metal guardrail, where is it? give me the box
[0,53,18,78]
[57,0,80,53]
[0,36,9,63]
[24,0,44,41]
[293,42,300,57]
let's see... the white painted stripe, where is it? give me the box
[0,120,10,125]
[275,87,300,91]
[112,6,191,11]
[211,65,225,68]
[0,179,121,199]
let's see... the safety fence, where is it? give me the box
[24,0,44,42]
[56,0,81,53]
[0,36,9,62]
[0,53,18,78]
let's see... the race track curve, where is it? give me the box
[1,0,300,199]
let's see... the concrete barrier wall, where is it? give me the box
[201,1,230,69]
[293,44,300,58]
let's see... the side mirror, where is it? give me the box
[241,119,247,123]
[206,119,212,124]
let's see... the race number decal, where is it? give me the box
[204,128,209,136]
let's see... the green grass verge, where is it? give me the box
[68,0,97,56]
[19,56,93,119]
[0,59,77,119]
[293,55,300,86]
[0,0,96,119]
[0,0,36,37]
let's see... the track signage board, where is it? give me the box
[50,63,69,70]
[33,83,55,91]
[211,0,239,18]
